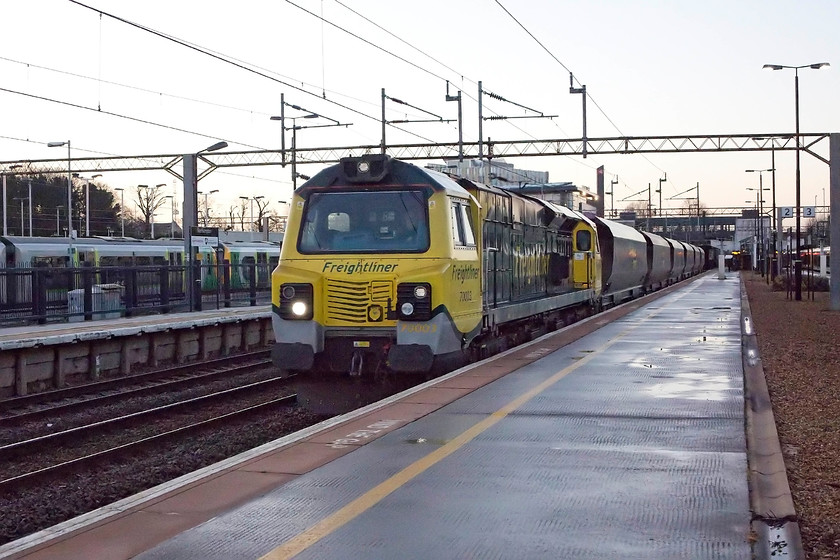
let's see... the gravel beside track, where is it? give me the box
[0,406,325,543]
[743,273,840,559]
[0,370,420,546]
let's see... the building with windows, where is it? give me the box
[426,160,597,212]
[426,159,548,187]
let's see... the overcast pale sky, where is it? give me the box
[1,0,838,217]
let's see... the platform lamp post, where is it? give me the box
[47,141,73,240]
[74,173,103,237]
[152,183,167,239]
[89,174,102,236]
[184,141,228,312]
[26,177,32,237]
[13,197,26,235]
[83,175,91,237]
[745,199,759,271]
[752,137,789,279]
[746,169,774,281]
[763,62,830,300]
[2,164,24,236]
[277,199,288,232]
[114,187,125,237]
[197,189,219,226]
[747,186,770,277]
[165,195,175,237]
[138,185,150,238]
[657,174,667,235]
[239,195,264,240]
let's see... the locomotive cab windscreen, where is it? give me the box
[298,190,429,254]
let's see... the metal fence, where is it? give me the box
[0,261,273,327]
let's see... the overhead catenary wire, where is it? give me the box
[16,0,648,199]
[291,0,552,140]
[63,0,579,156]
[0,55,276,117]
[0,87,267,150]
[66,0,435,143]
[493,0,671,188]
[332,0,470,87]
[0,54,421,133]
[385,94,445,121]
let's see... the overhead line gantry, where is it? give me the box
[0,133,831,176]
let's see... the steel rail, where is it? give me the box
[0,393,297,491]
[0,375,293,461]
[0,359,273,427]
[0,350,270,415]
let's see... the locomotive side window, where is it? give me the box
[459,204,476,246]
[450,200,476,247]
[450,201,462,245]
[576,230,592,251]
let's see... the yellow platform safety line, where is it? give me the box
[259,285,695,560]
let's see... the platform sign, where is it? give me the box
[190,226,219,248]
[779,206,816,219]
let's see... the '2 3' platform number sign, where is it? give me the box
[780,206,816,218]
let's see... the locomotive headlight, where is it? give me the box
[279,283,313,320]
[358,161,370,174]
[396,282,431,321]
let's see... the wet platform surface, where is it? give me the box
[132,273,750,559]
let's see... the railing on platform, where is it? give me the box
[0,261,272,327]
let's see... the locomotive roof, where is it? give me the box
[298,155,473,200]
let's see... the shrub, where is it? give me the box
[771,271,829,292]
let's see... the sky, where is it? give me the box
[1,0,839,221]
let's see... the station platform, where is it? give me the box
[0,306,271,351]
[0,306,272,397]
[0,272,799,559]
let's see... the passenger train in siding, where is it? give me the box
[270,154,706,377]
[0,236,282,290]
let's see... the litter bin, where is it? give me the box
[68,284,124,322]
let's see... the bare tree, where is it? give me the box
[622,201,652,218]
[227,202,248,231]
[267,209,287,232]
[254,198,271,232]
[134,184,168,238]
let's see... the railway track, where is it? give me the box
[0,376,297,491]
[0,350,271,415]
[0,354,274,430]
[0,366,425,545]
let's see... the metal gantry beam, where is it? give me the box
[0,133,831,175]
